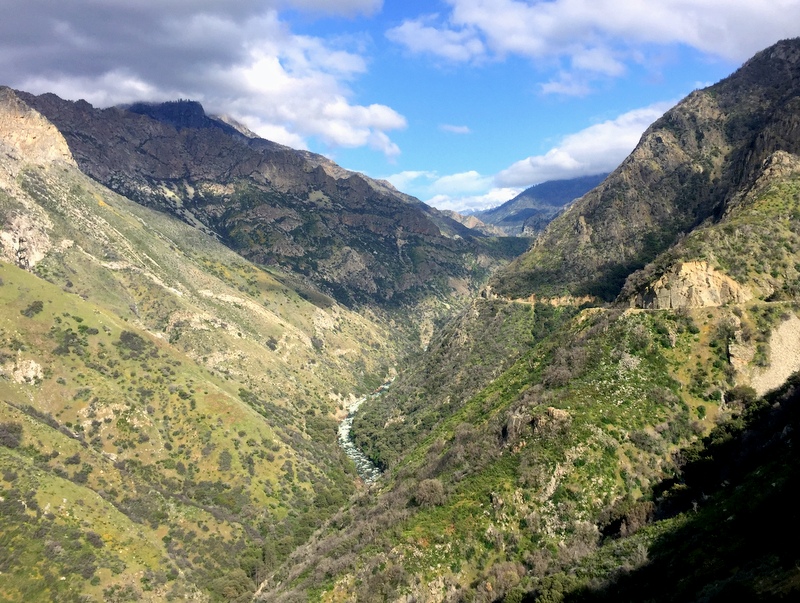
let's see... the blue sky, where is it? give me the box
[2,1,799,212]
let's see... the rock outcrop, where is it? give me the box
[629,261,752,309]
[0,87,75,170]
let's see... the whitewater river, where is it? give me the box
[337,381,391,484]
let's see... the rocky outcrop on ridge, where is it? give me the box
[491,38,800,301]
[629,261,752,309]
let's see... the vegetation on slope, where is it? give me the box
[540,374,800,603]
[259,292,788,601]
[492,38,800,301]
[621,154,800,304]
[0,112,399,600]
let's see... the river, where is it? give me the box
[337,381,391,484]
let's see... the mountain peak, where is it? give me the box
[124,98,247,137]
[490,37,800,302]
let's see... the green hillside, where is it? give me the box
[0,94,400,601]
[255,40,800,603]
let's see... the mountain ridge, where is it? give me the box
[474,174,607,236]
[491,38,800,302]
[14,88,524,312]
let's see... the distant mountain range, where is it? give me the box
[474,173,607,236]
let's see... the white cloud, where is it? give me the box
[387,169,490,197]
[432,170,492,195]
[540,72,593,97]
[389,0,800,86]
[426,186,523,213]
[386,15,485,62]
[496,101,674,187]
[1,1,404,158]
[385,169,518,213]
[384,170,437,192]
[439,124,471,134]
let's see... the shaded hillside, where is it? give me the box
[475,174,607,236]
[554,374,800,603]
[15,90,524,310]
[0,86,398,601]
[492,38,800,301]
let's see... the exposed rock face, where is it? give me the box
[0,87,76,268]
[492,38,800,301]
[751,315,800,394]
[0,87,75,170]
[14,90,517,309]
[630,261,752,309]
[0,356,44,384]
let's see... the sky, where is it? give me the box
[1,1,799,213]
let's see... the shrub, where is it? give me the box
[0,422,23,448]
[414,478,446,507]
[20,300,44,317]
[218,449,232,472]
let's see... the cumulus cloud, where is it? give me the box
[0,0,403,155]
[386,169,490,197]
[495,101,674,187]
[384,170,438,192]
[426,187,523,213]
[389,0,800,90]
[386,14,485,62]
[386,169,519,213]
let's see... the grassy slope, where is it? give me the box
[260,301,753,601]
[0,154,399,601]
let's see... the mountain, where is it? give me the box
[439,209,506,236]
[0,86,405,601]
[255,39,800,602]
[474,174,607,236]
[15,91,526,312]
[491,38,800,302]
[6,38,800,603]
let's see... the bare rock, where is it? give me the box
[630,261,752,309]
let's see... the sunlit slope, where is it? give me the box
[257,39,800,603]
[0,86,396,601]
[492,39,800,301]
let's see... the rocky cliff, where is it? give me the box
[15,90,521,310]
[491,38,800,302]
[629,260,752,309]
